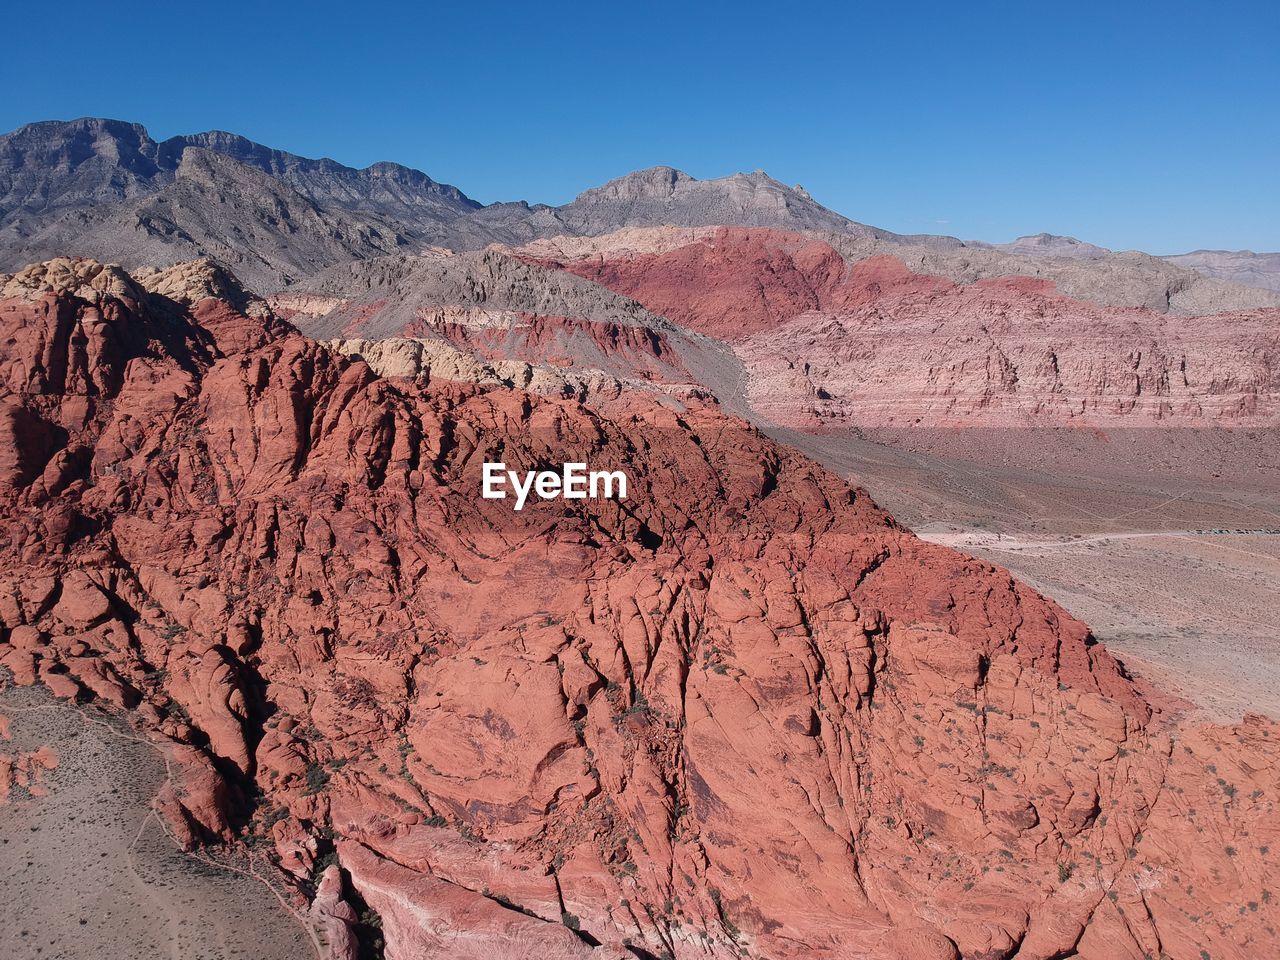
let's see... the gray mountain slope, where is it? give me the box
[967,232,1113,260]
[530,166,887,238]
[285,249,748,406]
[1163,250,1280,294]
[2,148,414,290]
[454,166,963,249]
[167,130,481,223]
[0,118,478,246]
[293,249,685,338]
[0,119,167,234]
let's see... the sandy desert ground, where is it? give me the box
[0,682,312,960]
[778,426,1280,723]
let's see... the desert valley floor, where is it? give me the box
[0,683,311,960]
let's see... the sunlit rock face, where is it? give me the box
[0,259,1276,960]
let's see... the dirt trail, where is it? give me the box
[0,683,313,960]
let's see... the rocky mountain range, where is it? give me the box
[3,118,1277,302]
[519,227,1280,428]
[0,118,477,227]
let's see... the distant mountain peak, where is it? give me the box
[574,166,822,206]
[1165,248,1280,293]
[552,164,885,241]
[10,117,150,140]
[1016,232,1096,247]
[969,232,1112,261]
[576,166,696,202]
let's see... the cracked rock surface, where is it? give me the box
[0,259,1276,960]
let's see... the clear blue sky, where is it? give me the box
[3,0,1276,252]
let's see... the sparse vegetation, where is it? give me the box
[303,760,331,795]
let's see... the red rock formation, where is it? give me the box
[524,227,860,340]
[527,228,1280,428]
[0,743,57,801]
[0,258,1276,959]
[310,863,361,960]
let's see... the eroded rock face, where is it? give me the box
[1165,249,1280,294]
[522,227,853,341]
[274,248,745,411]
[0,260,1276,960]
[526,228,1280,428]
[324,334,708,408]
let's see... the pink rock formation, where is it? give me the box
[527,228,1280,427]
[310,863,360,960]
[0,744,57,801]
[0,257,1276,959]
[523,227,855,340]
